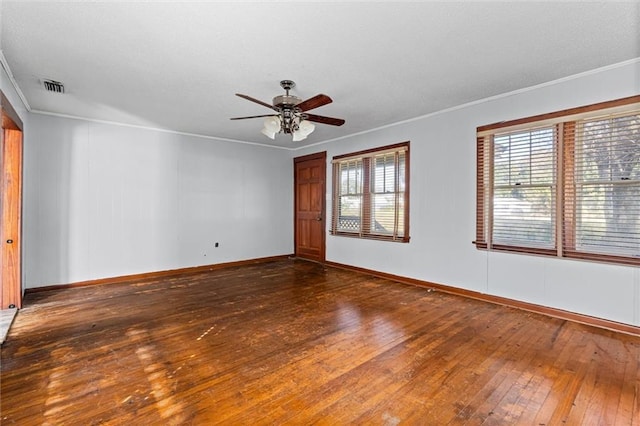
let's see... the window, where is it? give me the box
[331,142,409,242]
[492,127,556,249]
[476,95,640,265]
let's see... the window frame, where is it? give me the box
[331,141,410,242]
[476,95,640,266]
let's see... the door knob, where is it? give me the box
[316,216,322,221]
[6,239,13,244]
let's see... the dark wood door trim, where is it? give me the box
[1,92,23,131]
[294,152,326,262]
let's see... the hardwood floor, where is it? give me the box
[1,259,639,425]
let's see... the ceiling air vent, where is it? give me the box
[43,79,64,93]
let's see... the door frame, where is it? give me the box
[1,91,24,309]
[293,151,326,262]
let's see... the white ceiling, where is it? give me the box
[2,1,639,149]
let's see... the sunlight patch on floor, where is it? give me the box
[126,328,187,423]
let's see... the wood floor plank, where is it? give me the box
[2,259,639,424]
[615,341,640,426]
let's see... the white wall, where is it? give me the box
[23,115,293,288]
[294,59,640,327]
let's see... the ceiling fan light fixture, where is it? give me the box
[298,120,315,135]
[261,116,281,139]
[292,130,307,142]
[292,120,315,141]
[261,127,277,140]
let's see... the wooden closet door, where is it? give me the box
[294,152,326,262]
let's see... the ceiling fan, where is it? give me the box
[231,80,345,141]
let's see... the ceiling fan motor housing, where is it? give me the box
[273,95,302,108]
[273,91,303,134]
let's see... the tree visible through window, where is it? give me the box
[574,114,640,256]
[331,142,409,242]
[476,95,640,265]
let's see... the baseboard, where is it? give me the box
[324,260,640,337]
[25,254,294,294]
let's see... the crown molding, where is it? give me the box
[0,50,32,112]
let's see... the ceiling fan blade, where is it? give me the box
[230,114,278,120]
[296,94,333,112]
[235,93,277,111]
[304,113,345,126]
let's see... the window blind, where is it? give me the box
[331,142,410,242]
[568,112,640,258]
[492,127,556,249]
[371,150,406,238]
[334,159,364,234]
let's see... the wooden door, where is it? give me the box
[1,94,23,309]
[294,152,326,262]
